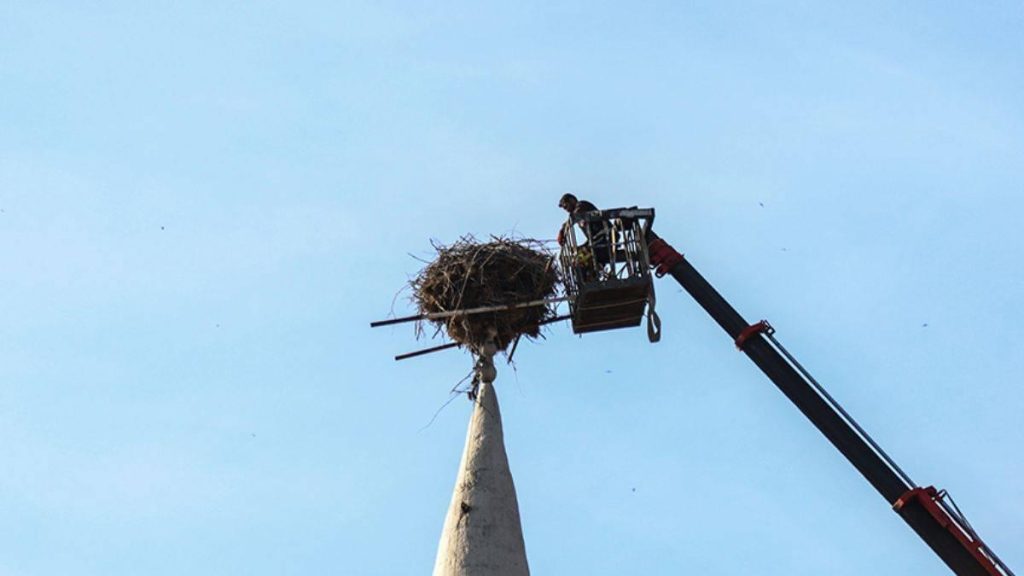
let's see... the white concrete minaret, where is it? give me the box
[432,339,530,576]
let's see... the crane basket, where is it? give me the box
[558,207,658,336]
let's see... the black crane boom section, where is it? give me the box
[647,231,1009,576]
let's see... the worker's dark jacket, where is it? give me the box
[573,200,611,264]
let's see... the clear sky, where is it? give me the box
[1,1,1022,574]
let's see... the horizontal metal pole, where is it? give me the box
[395,342,461,361]
[370,296,570,328]
[392,314,571,362]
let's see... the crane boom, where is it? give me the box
[645,231,1013,576]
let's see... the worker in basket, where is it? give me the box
[557,193,611,282]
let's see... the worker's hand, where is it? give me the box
[557,228,565,246]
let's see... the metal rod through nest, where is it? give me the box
[392,314,571,361]
[370,295,571,328]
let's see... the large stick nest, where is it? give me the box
[412,236,560,351]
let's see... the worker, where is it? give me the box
[557,193,611,280]
[557,193,601,244]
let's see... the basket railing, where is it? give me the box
[558,207,655,302]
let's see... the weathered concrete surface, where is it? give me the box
[432,352,529,576]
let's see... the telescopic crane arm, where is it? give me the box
[645,231,1013,576]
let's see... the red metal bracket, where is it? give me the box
[735,320,774,350]
[893,486,1005,576]
[648,238,684,277]
[893,486,938,513]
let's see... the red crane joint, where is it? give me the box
[648,238,685,277]
[893,486,1006,576]
[735,320,774,350]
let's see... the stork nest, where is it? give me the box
[412,236,560,351]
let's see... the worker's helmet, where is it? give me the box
[558,193,578,210]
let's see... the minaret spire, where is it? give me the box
[432,337,530,576]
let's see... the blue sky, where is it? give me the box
[1,1,1022,574]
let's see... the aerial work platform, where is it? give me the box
[558,207,658,338]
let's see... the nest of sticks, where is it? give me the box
[412,236,560,351]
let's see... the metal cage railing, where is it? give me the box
[558,207,658,335]
[559,207,655,295]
